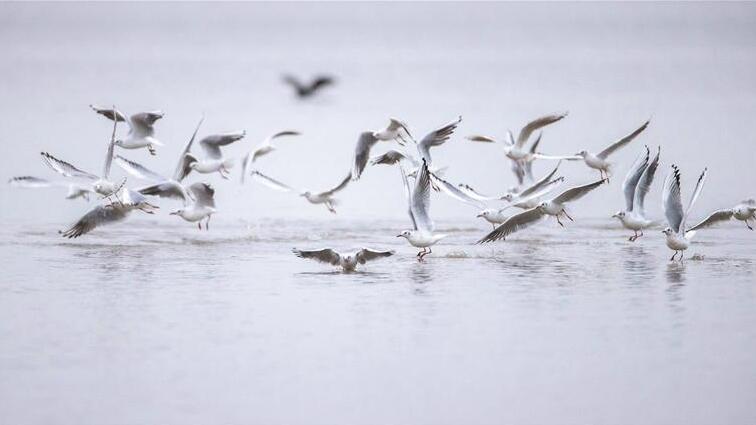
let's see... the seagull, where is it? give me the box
[612,146,661,241]
[688,199,756,232]
[396,159,447,260]
[477,179,606,243]
[373,118,415,146]
[169,183,217,230]
[570,120,650,180]
[240,130,301,183]
[90,105,164,155]
[115,117,205,203]
[40,114,120,197]
[474,177,565,229]
[292,248,394,272]
[250,170,351,214]
[467,112,567,184]
[662,165,707,261]
[415,116,462,165]
[59,189,158,238]
[8,176,94,201]
[282,74,335,98]
[369,149,448,178]
[460,161,564,209]
[188,130,247,179]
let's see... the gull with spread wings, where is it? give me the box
[689,199,756,232]
[292,248,394,272]
[396,159,447,261]
[249,170,351,214]
[90,105,165,155]
[240,130,301,183]
[59,189,159,239]
[282,74,335,99]
[169,183,217,230]
[662,165,707,261]
[612,146,661,241]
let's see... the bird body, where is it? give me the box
[169,183,216,230]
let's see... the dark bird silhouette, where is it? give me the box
[282,74,335,98]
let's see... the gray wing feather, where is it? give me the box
[200,131,246,159]
[173,117,204,181]
[418,116,462,162]
[688,209,734,231]
[520,161,561,198]
[129,111,164,137]
[189,182,215,208]
[40,152,99,180]
[682,168,707,230]
[250,170,296,193]
[292,248,341,265]
[89,105,127,122]
[319,174,351,197]
[430,174,485,209]
[400,166,418,231]
[8,176,59,188]
[411,160,434,232]
[516,112,567,148]
[597,120,650,159]
[662,165,684,233]
[370,150,413,166]
[115,155,166,182]
[477,207,544,243]
[622,146,650,212]
[138,181,188,201]
[352,132,379,180]
[553,179,606,204]
[355,249,395,264]
[60,205,129,238]
[633,146,660,215]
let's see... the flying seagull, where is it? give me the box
[569,119,650,180]
[688,199,755,232]
[169,183,217,230]
[282,74,335,98]
[90,105,165,155]
[186,130,247,179]
[250,170,351,214]
[662,165,707,261]
[240,130,301,183]
[59,189,158,238]
[373,118,415,146]
[292,248,394,272]
[612,146,661,241]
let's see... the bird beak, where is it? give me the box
[611,214,619,218]
[396,234,402,237]
[169,211,178,216]
[476,213,484,218]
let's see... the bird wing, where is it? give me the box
[40,152,99,180]
[477,207,545,243]
[456,184,501,202]
[8,176,63,188]
[355,248,395,264]
[188,182,215,208]
[250,170,297,193]
[519,161,562,198]
[318,174,351,197]
[173,116,204,181]
[114,155,167,182]
[351,132,380,180]
[622,146,650,212]
[430,173,485,209]
[513,177,565,206]
[292,248,341,265]
[516,112,568,148]
[400,166,418,231]
[200,131,246,159]
[129,111,164,136]
[688,209,734,232]
[310,76,335,91]
[597,119,650,159]
[662,165,684,233]
[682,168,707,231]
[466,135,498,143]
[411,160,434,232]
[137,181,188,201]
[59,204,130,238]
[89,104,128,122]
[552,179,606,204]
[528,132,543,154]
[417,116,462,163]
[370,150,414,167]
[102,115,118,179]
[633,146,660,216]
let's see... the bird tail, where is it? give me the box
[684,230,697,240]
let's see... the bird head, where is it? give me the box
[477,209,495,219]
[396,230,411,239]
[575,150,588,157]
[500,193,514,202]
[537,202,548,211]
[612,211,625,219]
[661,227,673,235]
[169,209,184,217]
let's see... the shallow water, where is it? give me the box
[1,218,755,425]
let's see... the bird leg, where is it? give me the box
[629,231,638,242]
[205,215,211,231]
[562,209,574,222]
[556,216,564,227]
[416,248,426,258]
[745,219,753,231]
[148,145,157,156]
[326,202,337,214]
[396,134,408,146]
[670,251,677,261]
[197,222,202,231]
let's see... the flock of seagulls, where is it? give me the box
[8,77,755,270]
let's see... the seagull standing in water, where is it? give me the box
[397,160,447,261]
[90,105,165,155]
[569,120,650,181]
[292,248,394,272]
[240,130,301,183]
[688,199,756,232]
[612,146,661,241]
[169,183,217,230]
[661,165,707,261]
[249,170,351,214]
[59,189,159,238]
[477,179,606,243]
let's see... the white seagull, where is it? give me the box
[90,105,165,155]
[115,117,205,203]
[169,182,217,230]
[373,117,415,146]
[240,130,301,183]
[477,179,606,243]
[570,120,650,180]
[688,199,756,232]
[396,160,447,260]
[8,176,94,201]
[59,189,158,238]
[612,146,661,241]
[474,177,565,229]
[661,165,707,261]
[187,130,247,179]
[292,248,394,272]
[250,170,351,214]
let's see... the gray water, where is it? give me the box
[2,2,756,424]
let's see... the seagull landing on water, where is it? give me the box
[688,199,755,232]
[169,183,217,230]
[90,105,164,155]
[240,131,301,183]
[662,165,707,261]
[292,248,394,272]
[477,179,606,243]
[397,159,447,261]
[59,190,159,238]
[282,74,335,99]
[186,130,246,179]
[249,170,351,214]
[612,145,661,241]
[8,176,94,201]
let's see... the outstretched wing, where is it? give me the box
[129,111,164,136]
[115,155,166,182]
[200,131,246,159]
[411,160,434,232]
[355,249,395,264]
[552,179,606,204]
[688,209,734,232]
[89,104,127,122]
[477,207,544,243]
[292,248,341,265]
[682,168,707,231]
[400,166,418,231]
[59,205,129,238]
[352,132,380,181]
[466,135,498,143]
[516,112,568,148]
[40,152,99,180]
[430,173,485,209]
[250,170,296,193]
[519,161,562,198]
[8,176,64,188]
[417,116,462,163]
[662,165,684,233]
[138,181,188,201]
[189,182,215,208]
[173,116,204,181]
[370,150,415,167]
[456,183,501,202]
[633,146,660,215]
[622,146,650,212]
[319,174,351,197]
[597,119,650,159]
